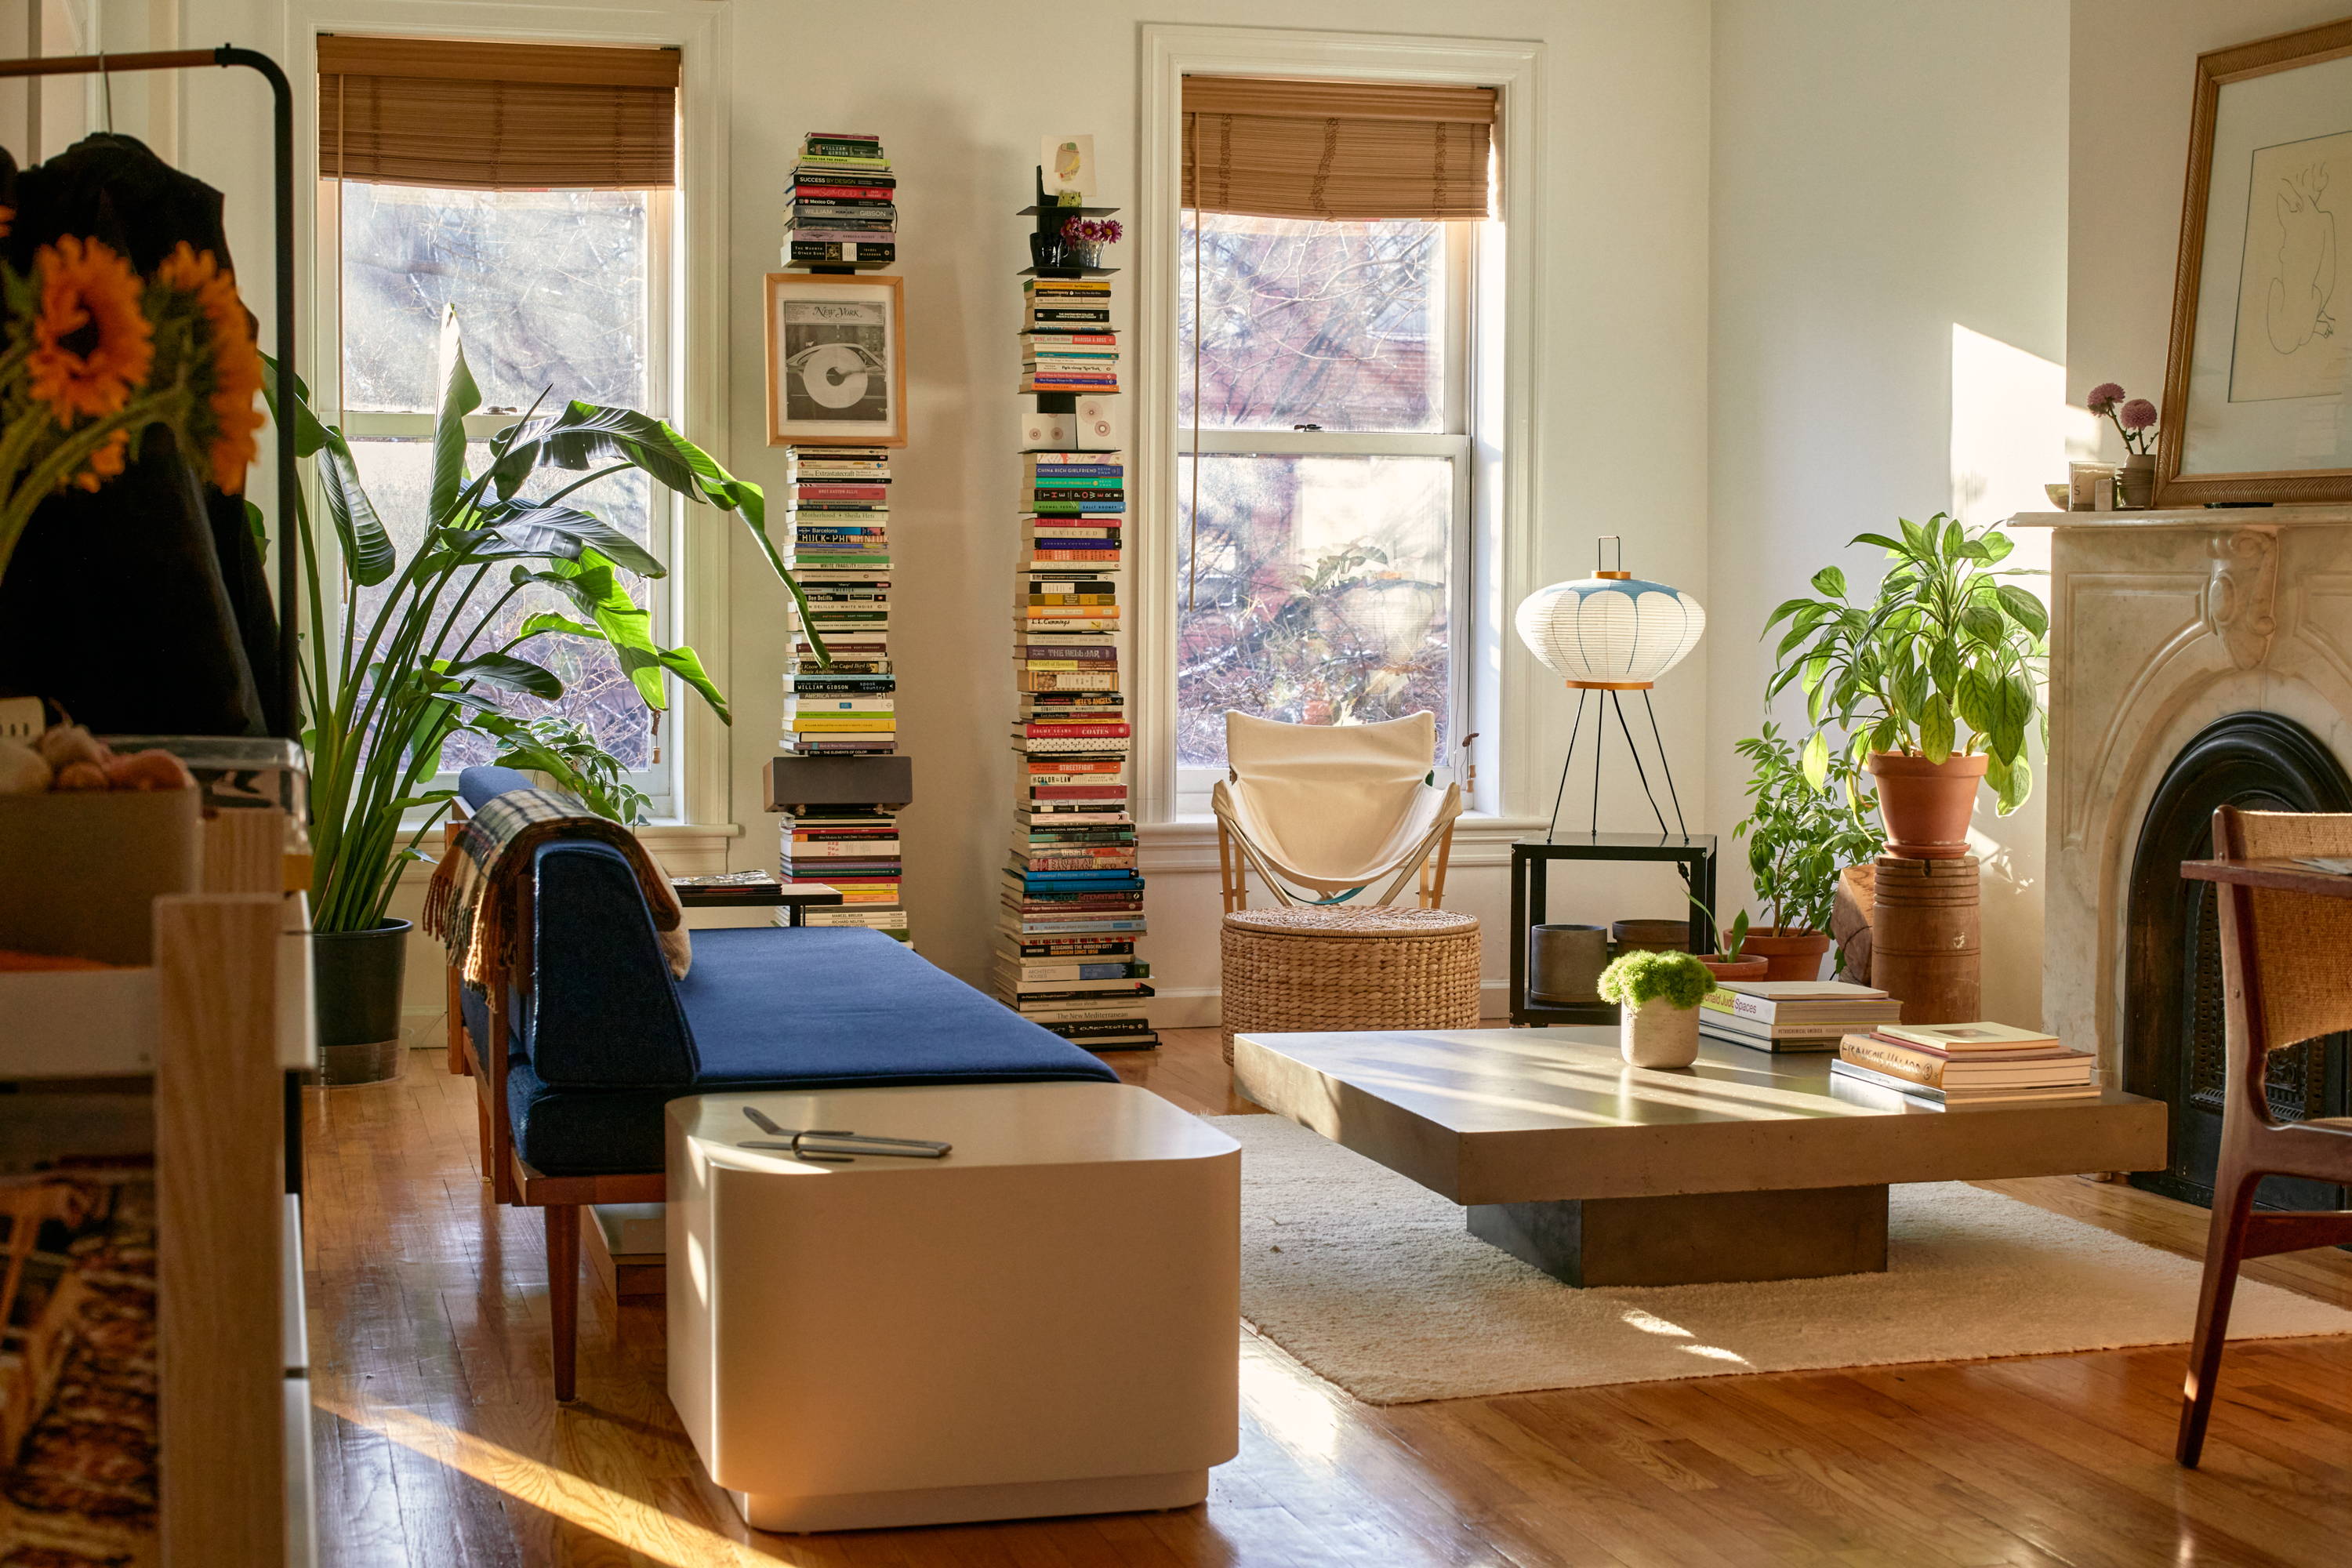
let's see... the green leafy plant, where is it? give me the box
[273,309,822,934]
[1762,513,2047,814]
[1598,949,1713,1011]
[1686,895,1750,959]
[471,713,653,826]
[1733,723,1883,939]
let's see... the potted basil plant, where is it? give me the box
[1598,949,1713,1069]
[1732,723,1885,980]
[1762,514,2046,858]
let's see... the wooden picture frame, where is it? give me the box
[2156,16,2352,506]
[763,272,907,446]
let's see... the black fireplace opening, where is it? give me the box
[2125,712,2352,1211]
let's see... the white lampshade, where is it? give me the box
[1514,570,1705,689]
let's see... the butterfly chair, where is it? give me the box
[2176,805,2352,1466]
[1212,711,1464,913]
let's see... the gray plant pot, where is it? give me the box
[312,920,411,1087]
[1527,923,1610,1005]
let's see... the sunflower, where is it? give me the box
[27,236,154,425]
[67,429,129,492]
[152,242,263,494]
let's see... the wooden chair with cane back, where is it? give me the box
[2176,804,2352,1466]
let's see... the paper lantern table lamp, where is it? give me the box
[1514,536,1705,840]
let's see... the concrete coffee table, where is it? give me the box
[1232,1027,2167,1287]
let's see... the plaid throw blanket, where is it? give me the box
[422,786,681,988]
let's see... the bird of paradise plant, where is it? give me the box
[276,307,822,935]
[0,218,265,582]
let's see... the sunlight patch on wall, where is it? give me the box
[1950,323,2067,530]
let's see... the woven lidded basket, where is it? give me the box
[1219,905,1483,1063]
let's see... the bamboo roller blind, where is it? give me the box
[1181,75,1497,223]
[317,35,680,190]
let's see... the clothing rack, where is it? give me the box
[0,45,297,739]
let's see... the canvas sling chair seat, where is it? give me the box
[1211,710,1463,908]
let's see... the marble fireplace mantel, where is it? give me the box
[2009,503,2352,1070]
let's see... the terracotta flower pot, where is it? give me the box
[1610,918,1689,953]
[1698,953,1771,983]
[1866,750,1988,859]
[1621,997,1700,1069]
[1740,925,1832,982]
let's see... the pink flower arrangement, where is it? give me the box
[1060,216,1123,247]
[2089,381,2159,455]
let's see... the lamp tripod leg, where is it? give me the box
[1639,689,1689,837]
[1547,687,1588,843]
[1610,691,1670,837]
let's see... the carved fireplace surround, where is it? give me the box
[2016,503,2352,1075]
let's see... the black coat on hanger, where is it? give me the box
[0,132,280,737]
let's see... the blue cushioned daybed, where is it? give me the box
[442,767,1118,1399]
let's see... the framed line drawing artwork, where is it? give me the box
[764,272,906,446]
[2158,16,2352,506]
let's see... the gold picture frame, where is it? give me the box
[2156,16,2352,507]
[763,272,907,447]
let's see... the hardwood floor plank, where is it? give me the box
[302,1031,2352,1567]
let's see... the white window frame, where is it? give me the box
[1138,26,1547,829]
[293,1,733,834]
[323,182,684,817]
[1171,216,1479,817]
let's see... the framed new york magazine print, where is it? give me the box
[2158,16,2352,505]
[764,272,906,446]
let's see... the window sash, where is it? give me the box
[319,180,682,818]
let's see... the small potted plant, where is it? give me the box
[1764,514,2045,858]
[2088,382,2159,508]
[1731,724,1884,980]
[1598,949,1713,1069]
[1686,898,1768,982]
[1059,215,1123,268]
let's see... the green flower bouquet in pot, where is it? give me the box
[1599,949,1714,1069]
[1762,513,2046,859]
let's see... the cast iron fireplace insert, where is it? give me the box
[2124,711,2351,1211]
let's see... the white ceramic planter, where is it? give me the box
[1621,997,1701,1069]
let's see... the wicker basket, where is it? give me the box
[1219,905,1483,1063]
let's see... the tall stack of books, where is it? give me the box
[1020,277,1116,394]
[782,132,897,269]
[1832,1022,2099,1107]
[778,445,908,943]
[992,172,1154,1052]
[1700,980,1905,1054]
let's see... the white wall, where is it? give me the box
[172,0,1715,1023]
[2067,0,2350,429]
[1707,0,2068,1026]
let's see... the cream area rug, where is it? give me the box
[1214,1114,2352,1405]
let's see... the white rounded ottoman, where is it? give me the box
[666,1080,1240,1533]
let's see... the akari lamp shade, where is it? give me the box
[1513,568,1705,689]
[1515,547,1705,840]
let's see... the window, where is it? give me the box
[1171,74,1496,805]
[1174,213,1474,785]
[318,38,683,809]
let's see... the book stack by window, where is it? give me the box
[782,132,896,269]
[1699,980,1906,1054]
[1831,1022,2099,1108]
[778,444,909,943]
[993,177,1154,1051]
[1020,277,1116,394]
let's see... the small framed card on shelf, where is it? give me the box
[764,271,907,446]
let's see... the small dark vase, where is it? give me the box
[1029,234,1069,271]
[312,919,412,1086]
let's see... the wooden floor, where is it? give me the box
[303,1028,2352,1568]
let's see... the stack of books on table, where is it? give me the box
[1021,451,1122,567]
[782,132,896,268]
[1699,980,1904,1053]
[1019,277,1116,394]
[1832,1022,2099,1108]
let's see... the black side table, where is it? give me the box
[1508,833,1718,1025]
